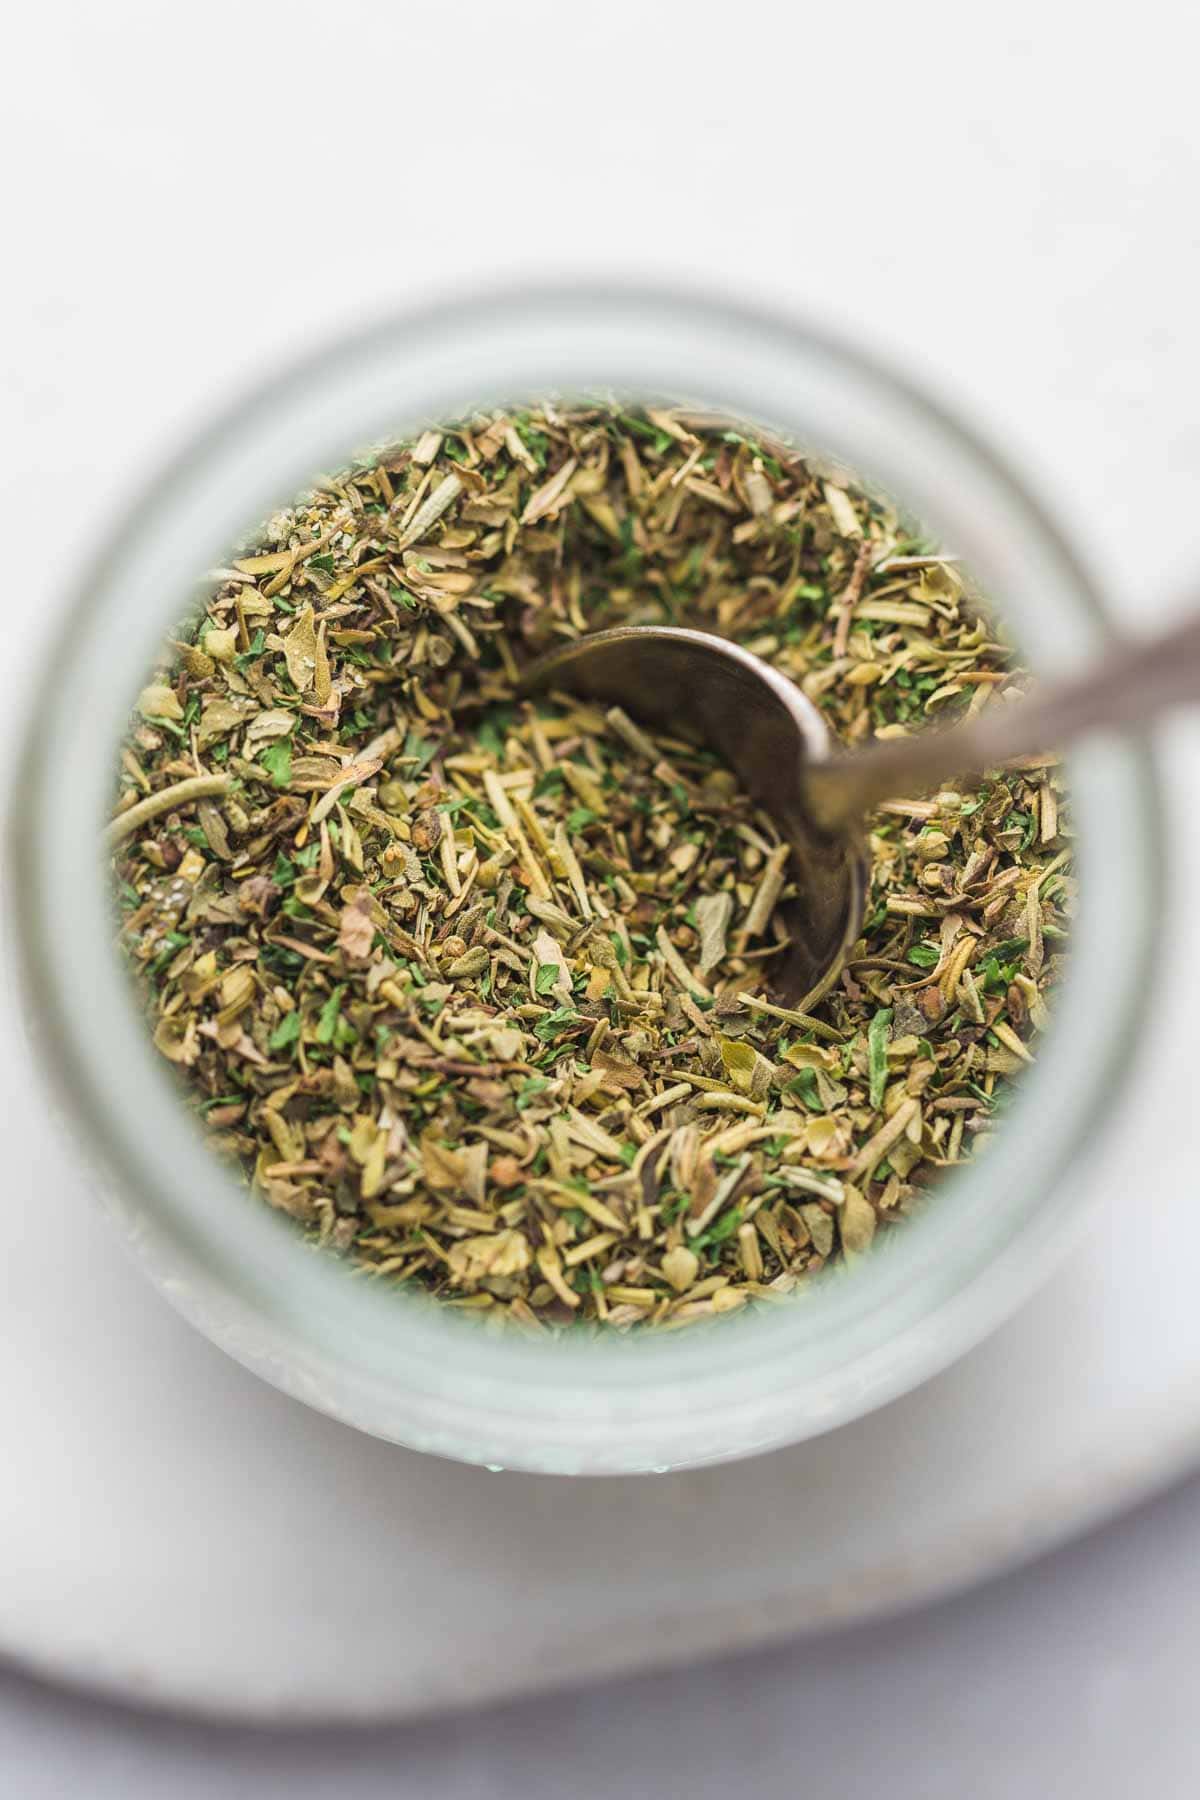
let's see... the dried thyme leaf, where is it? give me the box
[868,1007,893,1110]
[282,604,318,692]
[694,891,734,975]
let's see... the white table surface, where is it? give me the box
[2,1471,1198,1799]
[5,0,1200,1790]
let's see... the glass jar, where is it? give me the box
[11,286,1164,1474]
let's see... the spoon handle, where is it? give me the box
[808,605,1200,830]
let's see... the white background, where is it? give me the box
[4,0,1200,1792]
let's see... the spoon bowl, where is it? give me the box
[519,625,869,1004]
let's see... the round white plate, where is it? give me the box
[0,719,1195,1723]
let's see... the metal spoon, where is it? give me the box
[519,613,1200,1003]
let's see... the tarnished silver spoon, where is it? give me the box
[519,615,1198,1003]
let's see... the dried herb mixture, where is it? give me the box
[111,405,1072,1329]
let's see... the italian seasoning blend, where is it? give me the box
[111,407,1072,1330]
